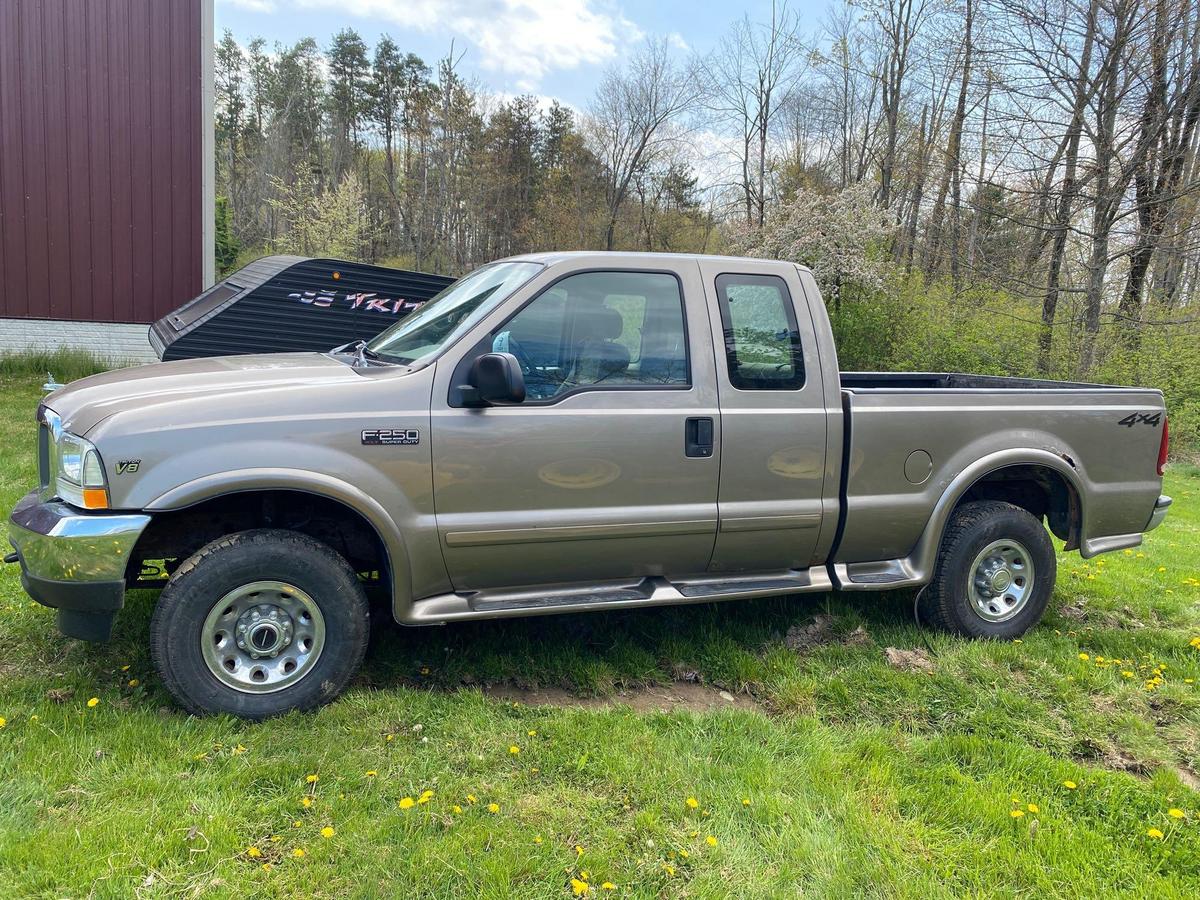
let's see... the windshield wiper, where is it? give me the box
[332,339,386,368]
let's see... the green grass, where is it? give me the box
[2,370,1199,897]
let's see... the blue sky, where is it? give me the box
[216,0,830,109]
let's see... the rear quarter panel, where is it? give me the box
[837,387,1165,563]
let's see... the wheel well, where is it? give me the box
[127,490,391,591]
[957,464,1081,550]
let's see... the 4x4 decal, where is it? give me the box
[1117,412,1162,428]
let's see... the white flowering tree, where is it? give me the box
[726,182,893,309]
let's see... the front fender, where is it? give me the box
[145,468,426,621]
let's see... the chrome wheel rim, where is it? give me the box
[200,581,326,694]
[968,539,1035,623]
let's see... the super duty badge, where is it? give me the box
[361,428,420,446]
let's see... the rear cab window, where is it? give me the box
[714,273,805,390]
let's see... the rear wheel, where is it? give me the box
[150,529,369,719]
[918,500,1056,639]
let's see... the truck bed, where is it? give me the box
[834,374,1166,580]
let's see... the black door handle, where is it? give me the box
[685,417,714,458]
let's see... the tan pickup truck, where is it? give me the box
[6,252,1172,718]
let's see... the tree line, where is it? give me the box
[214,0,1200,412]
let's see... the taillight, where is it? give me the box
[1157,415,1169,476]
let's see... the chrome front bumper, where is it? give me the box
[6,490,150,640]
[1146,495,1172,532]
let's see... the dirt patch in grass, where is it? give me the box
[483,680,765,714]
[884,646,935,673]
[784,614,872,653]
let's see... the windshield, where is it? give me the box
[367,261,544,364]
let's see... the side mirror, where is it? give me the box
[462,352,526,406]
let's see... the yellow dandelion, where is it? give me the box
[386,733,395,742]
[1063,780,1077,789]
[509,745,520,755]
[742,798,751,806]
[571,878,590,896]
[1186,678,1195,684]
[467,794,477,804]
[1010,809,1025,818]
[706,835,718,846]
[365,770,377,777]
[1013,638,1023,644]
[292,820,302,828]
[528,729,537,736]
[292,848,306,858]
[305,774,319,784]
[602,883,616,890]
[87,697,99,707]
[261,863,272,872]
[120,664,130,671]
[270,835,281,843]
[679,849,690,859]
[663,864,676,876]
[127,679,139,688]
[488,802,500,813]
[1078,653,1090,661]
[534,835,543,844]
[686,797,699,809]
[452,804,463,814]
[418,792,433,805]
[575,844,585,856]
[232,744,247,755]
[581,870,590,880]
[0,716,6,728]
[247,846,262,858]
[1122,671,1134,678]
[1147,828,1164,840]
[1027,803,1039,814]
[1168,808,1185,819]
[301,797,312,808]
[320,826,334,839]
[398,797,415,809]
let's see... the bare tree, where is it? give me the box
[588,40,701,251]
[703,2,807,226]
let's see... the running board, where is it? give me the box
[832,559,925,591]
[402,569,832,624]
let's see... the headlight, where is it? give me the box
[55,431,109,509]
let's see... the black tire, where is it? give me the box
[150,529,370,719]
[917,500,1056,639]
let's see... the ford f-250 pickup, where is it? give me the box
[6,252,1172,718]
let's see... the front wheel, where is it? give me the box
[150,530,370,718]
[918,500,1056,639]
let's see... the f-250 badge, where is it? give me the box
[361,428,420,446]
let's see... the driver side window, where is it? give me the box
[492,271,690,401]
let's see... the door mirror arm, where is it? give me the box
[457,352,526,407]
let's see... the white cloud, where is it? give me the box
[666,31,689,52]
[292,0,642,84]
[219,0,278,12]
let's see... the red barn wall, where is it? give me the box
[0,0,208,325]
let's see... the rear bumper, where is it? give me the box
[1146,494,1172,532]
[6,490,150,640]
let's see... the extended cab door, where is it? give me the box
[696,260,834,573]
[429,261,722,592]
